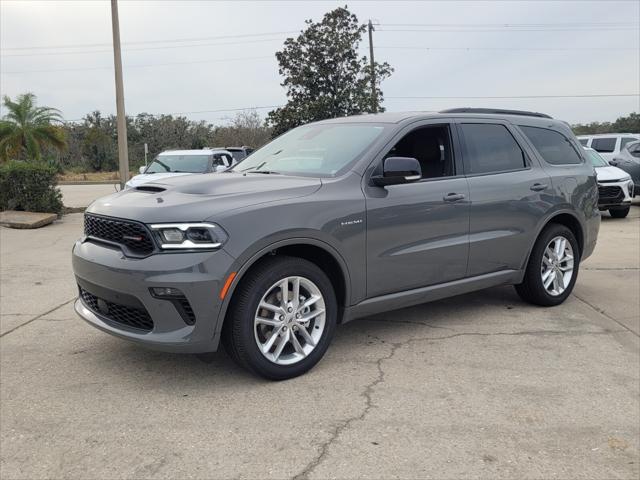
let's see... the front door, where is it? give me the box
[364,122,470,298]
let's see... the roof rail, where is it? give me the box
[440,108,552,119]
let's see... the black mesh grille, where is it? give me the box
[79,287,154,331]
[598,185,623,201]
[178,298,196,325]
[84,214,155,255]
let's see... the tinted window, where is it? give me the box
[520,126,582,165]
[621,137,639,149]
[578,138,589,146]
[591,137,616,153]
[460,124,526,174]
[385,125,455,179]
[145,155,210,174]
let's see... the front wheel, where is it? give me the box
[222,256,337,380]
[609,206,630,218]
[515,224,580,306]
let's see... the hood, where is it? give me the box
[87,172,322,223]
[595,165,631,182]
[125,172,194,188]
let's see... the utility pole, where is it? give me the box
[367,20,377,114]
[110,0,129,189]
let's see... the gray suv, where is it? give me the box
[72,109,600,379]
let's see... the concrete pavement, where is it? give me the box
[1,204,638,479]
[59,184,120,209]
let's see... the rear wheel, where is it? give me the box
[609,206,630,218]
[222,256,337,380]
[515,224,580,306]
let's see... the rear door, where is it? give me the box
[456,120,551,277]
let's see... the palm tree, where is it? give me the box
[0,93,67,162]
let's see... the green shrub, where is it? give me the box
[0,161,63,214]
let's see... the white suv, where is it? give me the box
[578,134,640,162]
[125,148,234,189]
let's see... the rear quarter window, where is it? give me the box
[621,137,639,149]
[519,126,582,165]
[591,137,617,153]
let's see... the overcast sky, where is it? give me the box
[1,0,638,125]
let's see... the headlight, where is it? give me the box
[149,223,228,250]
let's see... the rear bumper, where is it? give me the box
[72,239,236,353]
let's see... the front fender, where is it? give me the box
[212,234,353,344]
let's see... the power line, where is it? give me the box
[2,55,274,74]
[377,45,639,51]
[63,104,285,123]
[7,43,636,75]
[380,22,638,27]
[387,94,639,99]
[1,38,287,57]
[61,94,638,123]
[377,27,638,33]
[0,30,299,51]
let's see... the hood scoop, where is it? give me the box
[135,185,166,193]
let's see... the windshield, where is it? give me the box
[232,123,386,176]
[228,150,246,163]
[585,149,608,167]
[144,155,210,174]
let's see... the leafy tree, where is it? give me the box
[571,112,640,135]
[0,93,67,162]
[213,110,272,147]
[267,6,393,136]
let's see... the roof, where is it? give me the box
[159,148,230,156]
[315,110,564,129]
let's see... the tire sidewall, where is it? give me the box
[233,258,337,380]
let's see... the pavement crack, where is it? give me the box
[572,293,639,338]
[0,298,76,338]
[292,326,620,479]
[293,338,406,480]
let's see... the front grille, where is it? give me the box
[84,214,155,256]
[598,185,624,202]
[79,287,154,331]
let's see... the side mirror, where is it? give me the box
[139,166,146,174]
[372,157,422,187]
[609,160,618,166]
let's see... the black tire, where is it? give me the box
[222,255,337,380]
[515,223,580,306]
[609,206,630,218]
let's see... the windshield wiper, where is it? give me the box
[243,170,281,175]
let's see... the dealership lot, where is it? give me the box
[1,204,638,479]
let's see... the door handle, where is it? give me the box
[530,183,548,192]
[443,193,465,202]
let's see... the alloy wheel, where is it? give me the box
[253,276,326,365]
[540,235,574,296]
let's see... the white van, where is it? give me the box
[577,134,640,162]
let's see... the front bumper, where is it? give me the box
[72,239,236,353]
[597,180,634,209]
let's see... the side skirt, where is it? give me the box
[342,269,523,323]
